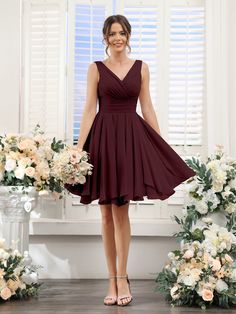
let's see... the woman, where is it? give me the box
[65,15,196,306]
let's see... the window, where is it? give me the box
[22,0,66,139]
[168,4,205,148]
[72,3,107,143]
[22,0,206,219]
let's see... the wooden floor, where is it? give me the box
[1,279,236,313]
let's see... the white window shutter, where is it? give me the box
[67,0,112,144]
[166,0,205,206]
[22,0,66,139]
[168,1,205,148]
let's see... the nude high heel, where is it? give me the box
[103,275,117,306]
[116,274,133,306]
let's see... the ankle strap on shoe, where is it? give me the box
[116,275,128,279]
[109,275,117,279]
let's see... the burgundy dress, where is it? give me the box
[65,60,196,206]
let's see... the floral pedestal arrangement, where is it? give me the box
[0,124,93,254]
[156,145,236,309]
[0,186,38,254]
[0,239,41,302]
[0,125,93,302]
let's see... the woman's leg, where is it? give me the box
[100,204,117,303]
[112,202,132,305]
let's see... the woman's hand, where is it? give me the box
[73,145,83,152]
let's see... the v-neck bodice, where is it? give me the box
[100,59,137,82]
[95,59,142,113]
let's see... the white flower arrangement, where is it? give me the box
[181,145,236,228]
[156,146,236,309]
[0,125,93,198]
[156,220,236,309]
[0,239,42,302]
[185,145,236,218]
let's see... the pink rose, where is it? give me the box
[0,287,11,300]
[183,249,194,259]
[202,289,213,302]
[211,259,221,271]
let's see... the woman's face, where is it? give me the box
[105,22,129,53]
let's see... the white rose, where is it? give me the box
[215,279,228,293]
[167,252,175,260]
[222,186,233,199]
[196,200,208,214]
[183,275,196,287]
[213,182,224,193]
[219,241,227,251]
[14,166,25,180]
[225,203,236,214]
[170,285,180,300]
[78,175,86,184]
[5,159,16,172]
[13,249,21,257]
[0,248,9,260]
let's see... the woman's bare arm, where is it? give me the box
[76,63,98,150]
[139,62,161,136]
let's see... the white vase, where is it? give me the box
[0,186,38,253]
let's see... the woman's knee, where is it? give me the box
[112,204,129,226]
[100,204,113,225]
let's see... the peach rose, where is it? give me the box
[0,287,12,300]
[25,166,35,177]
[0,268,5,278]
[18,139,35,151]
[202,289,213,301]
[7,278,20,292]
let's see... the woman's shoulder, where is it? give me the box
[86,62,100,77]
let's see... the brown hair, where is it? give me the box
[102,15,131,56]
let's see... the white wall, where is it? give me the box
[228,0,236,157]
[29,235,179,279]
[0,0,20,134]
